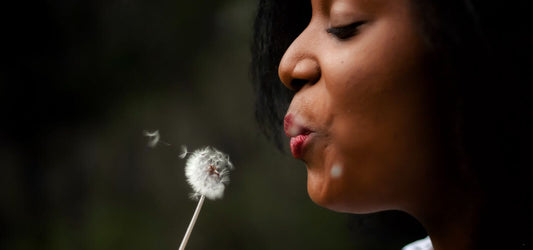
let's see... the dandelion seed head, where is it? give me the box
[143,130,160,148]
[183,146,234,200]
[330,164,343,178]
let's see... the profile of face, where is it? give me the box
[279,0,448,214]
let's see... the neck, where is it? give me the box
[422,198,481,250]
[409,178,483,250]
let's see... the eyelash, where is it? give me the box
[327,21,366,40]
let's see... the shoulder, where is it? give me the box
[402,236,433,250]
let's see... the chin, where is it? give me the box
[306,169,351,212]
[306,169,390,214]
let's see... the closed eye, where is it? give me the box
[327,21,366,40]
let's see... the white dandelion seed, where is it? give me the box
[178,145,188,159]
[143,130,160,148]
[178,145,234,250]
[143,130,172,147]
[330,164,343,178]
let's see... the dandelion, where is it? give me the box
[178,145,234,250]
[142,130,233,249]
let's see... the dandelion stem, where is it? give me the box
[178,195,205,250]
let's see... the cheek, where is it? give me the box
[307,24,435,212]
[324,16,426,106]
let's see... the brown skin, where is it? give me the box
[278,0,481,249]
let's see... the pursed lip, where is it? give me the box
[289,132,312,159]
[284,114,314,159]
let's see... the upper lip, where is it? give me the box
[284,114,313,137]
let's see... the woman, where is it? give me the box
[251,0,532,249]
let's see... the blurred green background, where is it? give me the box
[1,0,425,249]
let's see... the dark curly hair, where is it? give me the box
[251,0,532,249]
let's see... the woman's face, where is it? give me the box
[279,0,446,213]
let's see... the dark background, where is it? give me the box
[1,0,425,249]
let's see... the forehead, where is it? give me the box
[311,0,390,15]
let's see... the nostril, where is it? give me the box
[290,79,308,91]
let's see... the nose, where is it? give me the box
[278,28,321,91]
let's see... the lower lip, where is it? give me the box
[290,134,311,159]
